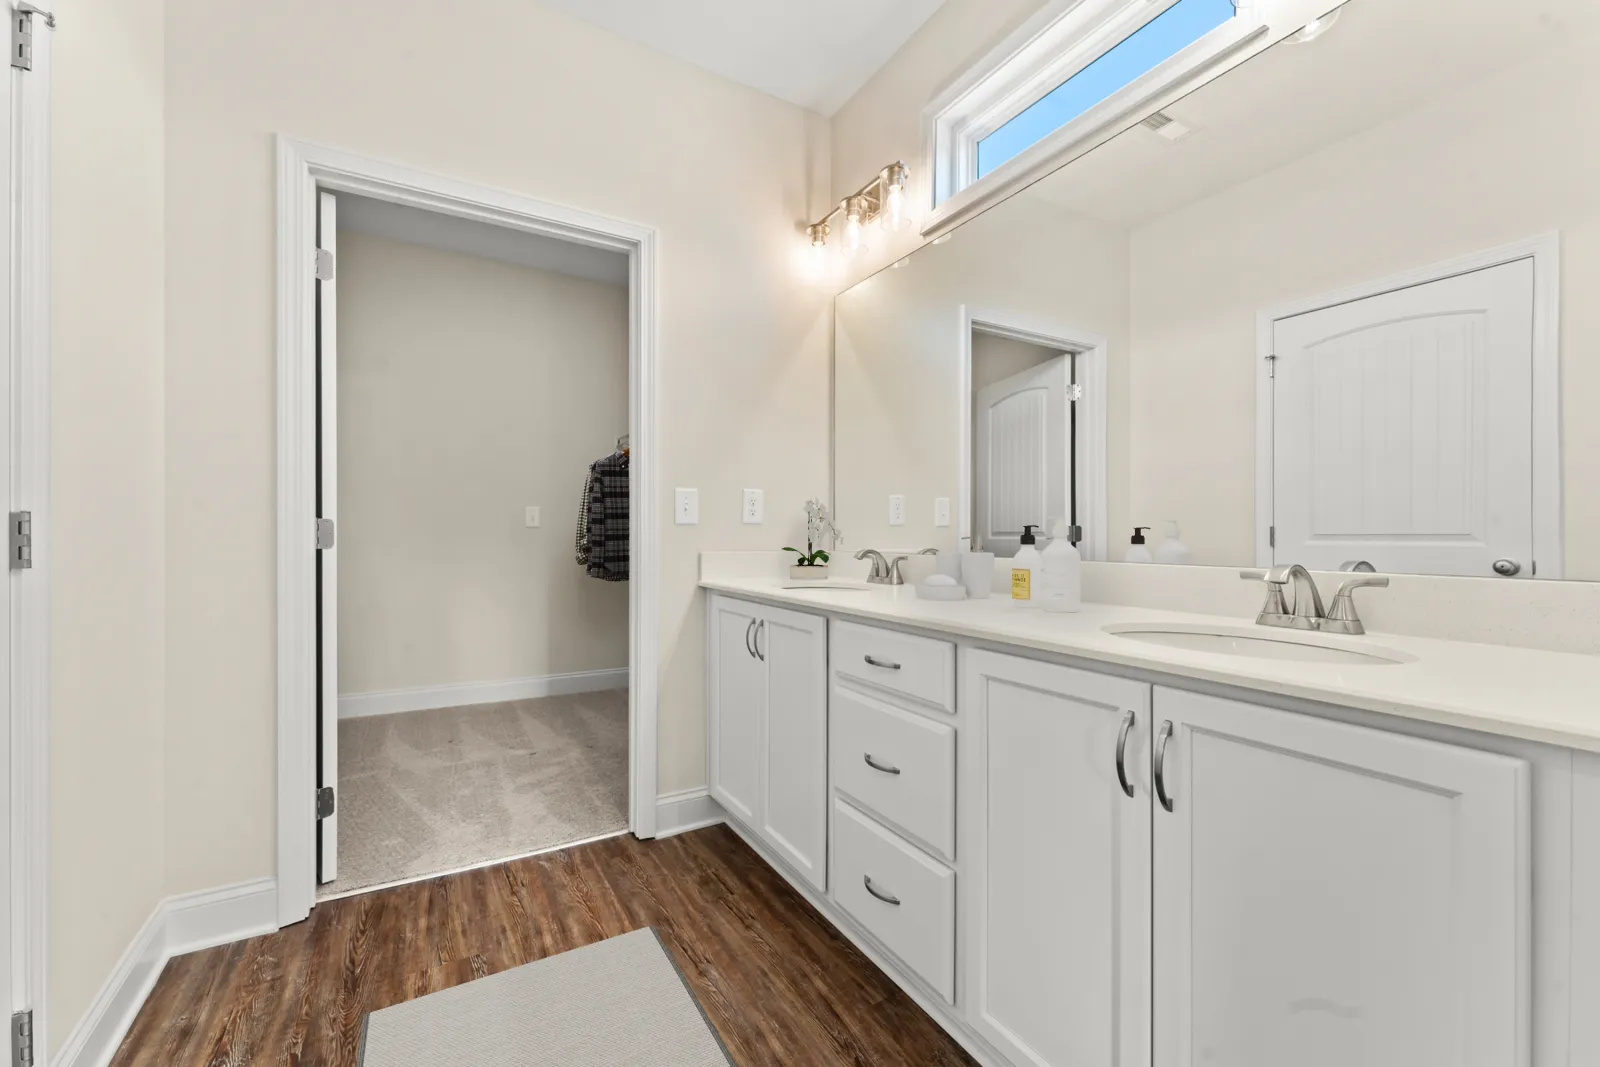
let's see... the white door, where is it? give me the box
[315,189,339,883]
[975,356,1071,557]
[708,596,764,825]
[0,34,14,1031]
[963,651,1151,1067]
[1151,686,1529,1067]
[759,605,828,892]
[1271,259,1535,576]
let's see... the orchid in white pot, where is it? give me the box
[784,499,842,579]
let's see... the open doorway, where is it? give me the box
[313,193,634,897]
[277,141,660,925]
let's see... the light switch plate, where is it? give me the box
[524,506,541,528]
[742,489,765,525]
[934,497,951,527]
[888,494,906,527]
[675,488,699,525]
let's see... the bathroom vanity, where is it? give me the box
[701,569,1600,1067]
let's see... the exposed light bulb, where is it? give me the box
[878,163,913,233]
[841,196,869,259]
[1293,7,1340,41]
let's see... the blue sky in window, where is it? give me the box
[977,0,1235,177]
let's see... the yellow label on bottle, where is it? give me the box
[1011,569,1032,600]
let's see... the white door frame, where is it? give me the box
[958,306,1109,561]
[1255,234,1562,576]
[274,138,660,926]
[5,10,51,1052]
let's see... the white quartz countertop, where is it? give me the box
[701,575,1600,753]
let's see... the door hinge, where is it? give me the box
[10,5,52,71]
[1269,525,1276,548]
[1066,383,1084,402]
[10,512,32,570]
[316,786,336,819]
[315,517,335,550]
[12,1010,33,1067]
[1266,354,1278,378]
[315,248,335,282]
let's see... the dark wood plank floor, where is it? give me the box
[109,825,977,1066]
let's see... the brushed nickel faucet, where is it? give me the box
[1241,564,1388,636]
[855,548,909,585]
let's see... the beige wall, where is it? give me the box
[51,0,169,1054]
[1128,33,1600,577]
[161,0,832,897]
[336,232,629,695]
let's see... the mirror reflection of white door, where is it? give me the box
[975,355,1071,558]
[1271,258,1536,577]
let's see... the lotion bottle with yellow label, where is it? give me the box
[1010,524,1042,605]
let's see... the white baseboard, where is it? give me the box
[654,787,725,839]
[52,878,279,1067]
[338,668,629,719]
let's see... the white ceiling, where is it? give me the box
[1027,0,1600,226]
[336,194,629,286]
[535,0,947,116]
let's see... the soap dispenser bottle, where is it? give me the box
[1153,520,1192,565]
[1124,526,1153,563]
[1040,518,1082,613]
[1011,525,1042,604]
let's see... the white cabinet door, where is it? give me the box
[708,596,764,825]
[1152,687,1529,1067]
[963,650,1151,1067]
[760,605,829,892]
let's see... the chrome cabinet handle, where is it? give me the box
[744,618,756,659]
[754,620,766,661]
[863,753,902,775]
[1115,710,1135,799]
[1153,720,1174,813]
[863,875,901,906]
[863,655,901,670]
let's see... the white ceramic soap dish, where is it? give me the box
[915,579,967,602]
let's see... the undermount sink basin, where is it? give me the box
[1102,623,1413,666]
[780,580,875,592]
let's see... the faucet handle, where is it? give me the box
[1327,574,1387,632]
[1239,569,1289,615]
[886,555,910,585]
[1333,574,1388,598]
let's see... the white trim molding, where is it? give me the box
[275,138,661,927]
[957,306,1109,562]
[51,879,278,1067]
[1253,233,1563,577]
[654,788,726,839]
[921,0,1268,237]
[338,668,629,719]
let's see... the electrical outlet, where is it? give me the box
[742,489,765,525]
[524,506,541,528]
[934,497,951,527]
[675,488,699,525]
[888,494,906,526]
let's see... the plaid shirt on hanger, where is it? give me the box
[585,452,629,582]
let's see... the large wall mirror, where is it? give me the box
[833,0,1599,580]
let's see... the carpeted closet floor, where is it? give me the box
[321,689,629,896]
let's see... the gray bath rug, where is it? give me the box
[357,928,732,1067]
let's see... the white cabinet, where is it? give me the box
[1151,686,1530,1067]
[707,594,828,892]
[962,650,1152,1067]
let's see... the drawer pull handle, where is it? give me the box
[1154,720,1175,813]
[863,753,902,775]
[863,875,901,906]
[863,655,901,670]
[1115,709,1135,799]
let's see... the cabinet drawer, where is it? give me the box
[832,799,956,1004]
[832,621,955,713]
[832,687,956,860]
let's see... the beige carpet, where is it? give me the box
[323,689,629,896]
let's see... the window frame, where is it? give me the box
[922,0,1269,235]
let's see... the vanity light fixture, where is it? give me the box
[805,161,912,262]
[1293,7,1341,42]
